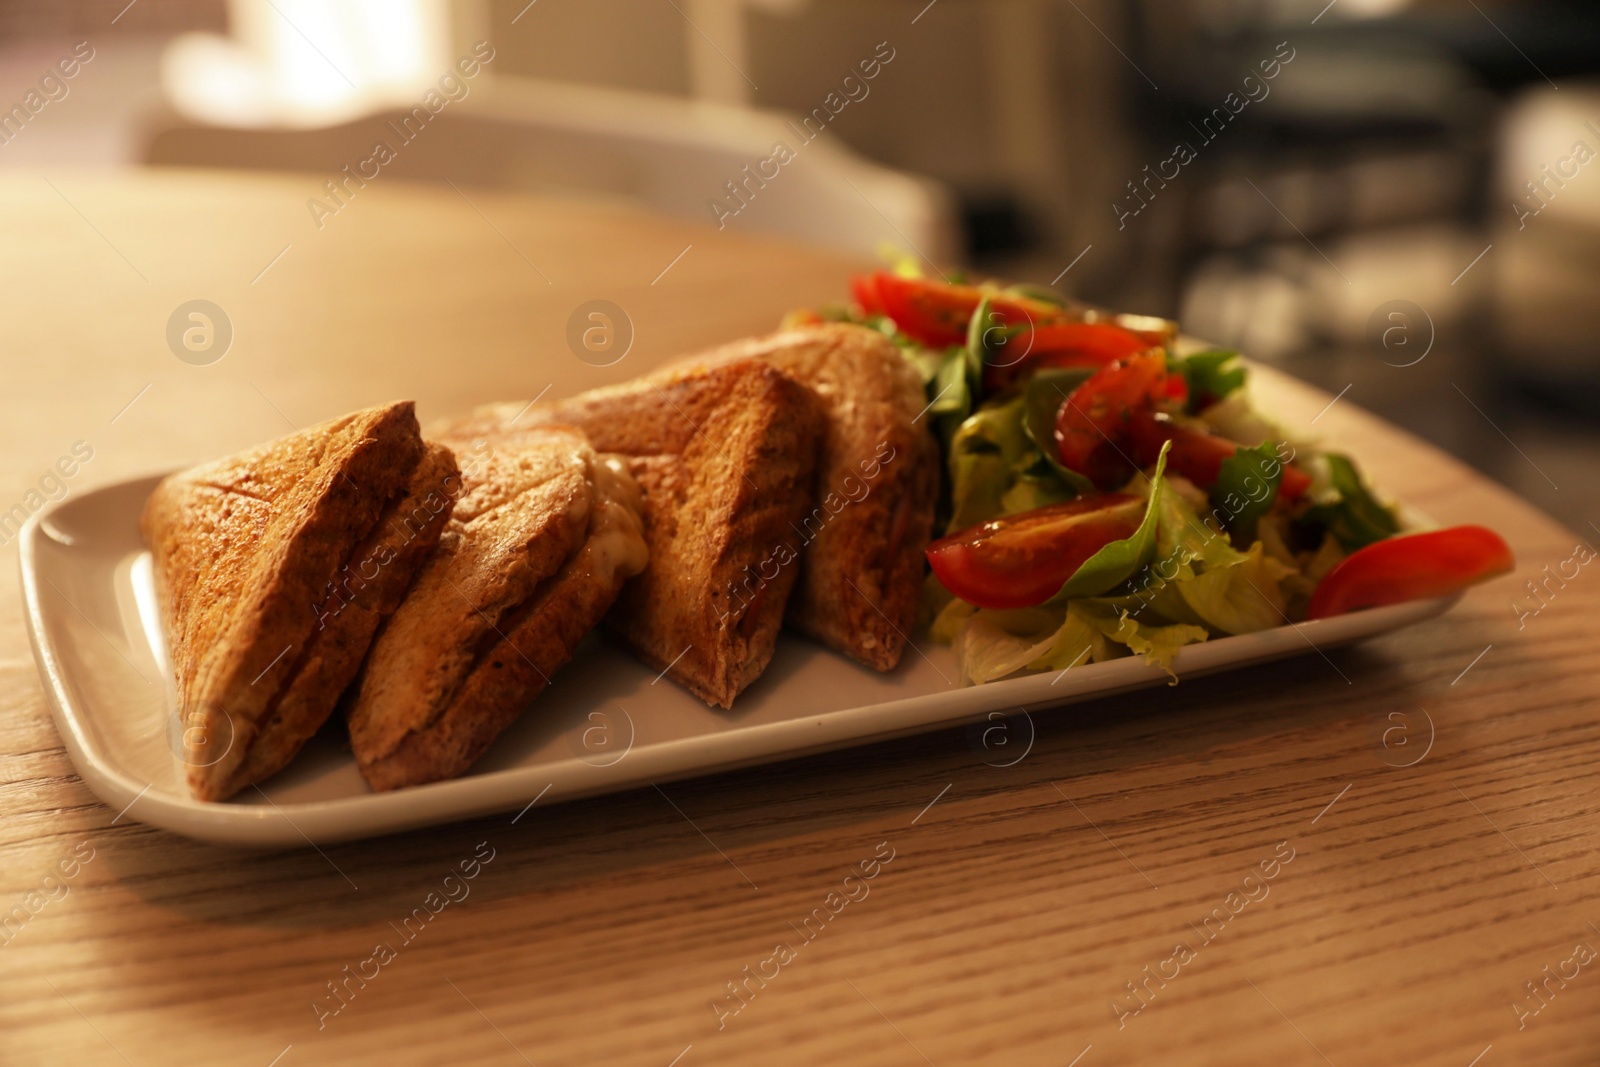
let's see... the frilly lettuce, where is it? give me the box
[1131,477,1297,635]
[953,599,1208,685]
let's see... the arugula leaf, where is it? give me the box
[1048,441,1172,602]
[1209,441,1285,542]
[1302,453,1401,550]
[968,293,1033,391]
[1176,349,1246,413]
[917,346,972,459]
[966,294,996,377]
[1021,368,1095,495]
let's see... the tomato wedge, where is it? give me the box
[1306,525,1514,619]
[853,272,1063,348]
[984,320,1155,392]
[1128,410,1312,501]
[927,495,1142,610]
[850,273,883,317]
[1053,350,1167,490]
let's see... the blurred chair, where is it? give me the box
[143,74,959,261]
[143,0,959,263]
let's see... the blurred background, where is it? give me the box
[2,0,1595,529]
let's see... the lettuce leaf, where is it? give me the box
[945,390,1087,532]
[1002,282,1070,307]
[1199,388,1295,450]
[952,599,1208,684]
[999,453,1078,515]
[1175,542,1294,634]
[946,396,1030,532]
[931,594,979,645]
[955,607,1074,684]
[1129,483,1295,634]
[1081,604,1209,678]
[1023,604,1108,671]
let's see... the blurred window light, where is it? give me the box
[161,0,455,128]
[1196,0,1413,31]
[1319,0,1413,19]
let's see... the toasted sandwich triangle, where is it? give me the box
[347,426,649,790]
[440,360,824,708]
[657,324,940,671]
[142,401,451,800]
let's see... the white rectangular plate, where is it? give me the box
[21,474,1455,846]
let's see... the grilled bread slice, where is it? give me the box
[658,324,939,671]
[141,401,456,802]
[347,426,647,790]
[442,361,824,708]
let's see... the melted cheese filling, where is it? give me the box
[573,453,649,584]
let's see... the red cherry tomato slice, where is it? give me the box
[1053,350,1167,490]
[856,273,1064,348]
[984,321,1154,392]
[850,273,884,317]
[1127,410,1313,502]
[1306,525,1514,619]
[869,273,986,347]
[927,495,1144,610]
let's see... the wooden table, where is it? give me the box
[2,171,1596,1066]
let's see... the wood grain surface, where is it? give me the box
[0,171,1596,1067]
